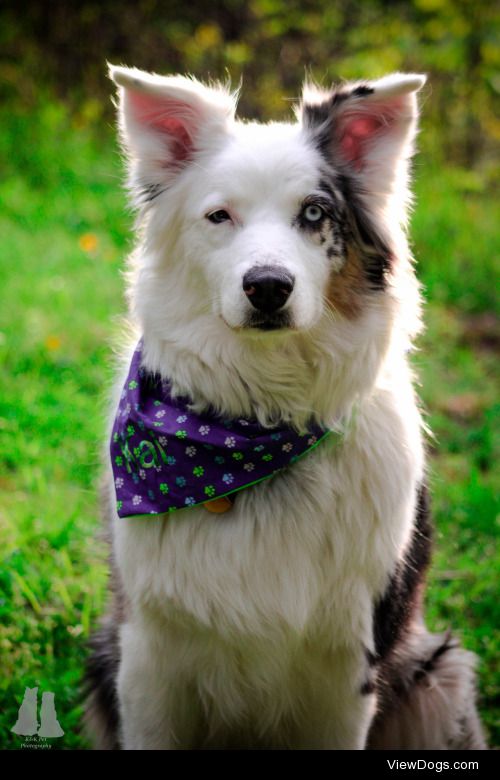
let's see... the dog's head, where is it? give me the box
[110,66,424,341]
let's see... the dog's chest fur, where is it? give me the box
[112,372,423,719]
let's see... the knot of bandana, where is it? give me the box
[110,341,333,518]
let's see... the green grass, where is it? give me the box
[0,101,498,749]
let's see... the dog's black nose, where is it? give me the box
[242,265,295,314]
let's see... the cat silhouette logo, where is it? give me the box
[11,687,64,738]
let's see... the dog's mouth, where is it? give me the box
[243,311,293,332]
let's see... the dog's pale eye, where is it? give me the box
[302,204,325,223]
[206,209,232,224]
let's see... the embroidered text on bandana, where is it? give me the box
[111,342,332,517]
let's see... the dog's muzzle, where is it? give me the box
[242,265,295,330]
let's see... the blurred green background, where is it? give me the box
[0,0,498,750]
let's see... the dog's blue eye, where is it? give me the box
[207,209,231,224]
[302,204,325,223]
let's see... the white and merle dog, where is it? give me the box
[85,65,486,750]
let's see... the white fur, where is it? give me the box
[105,67,431,749]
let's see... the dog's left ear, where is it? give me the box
[300,73,426,196]
[108,64,237,205]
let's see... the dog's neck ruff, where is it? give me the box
[111,341,334,518]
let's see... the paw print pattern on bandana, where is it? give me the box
[110,341,333,517]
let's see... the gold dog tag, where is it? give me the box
[203,496,233,513]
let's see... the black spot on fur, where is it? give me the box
[363,253,391,291]
[318,178,339,200]
[139,182,165,204]
[301,88,357,136]
[372,483,433,662]
[302,94,349,164]
[302,100,332,132]
[361,679,376,696]
[413,631,458,682]
[351,85,375,98]
[303,103,335,163]
[378,634,458,699]
[366,649,378,667]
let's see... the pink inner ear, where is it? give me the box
[128,90,198,162]
[154,117,193,162]
[340,115,384,170]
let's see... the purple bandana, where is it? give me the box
[110,341,332,518]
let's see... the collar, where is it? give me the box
[110,341,334,518]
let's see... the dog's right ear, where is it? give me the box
[108,65,237,205]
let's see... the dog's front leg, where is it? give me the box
[293,650,377,750]
[297,693,375,750]
[117,618,202,750]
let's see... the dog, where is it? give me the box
[84,65,486,750]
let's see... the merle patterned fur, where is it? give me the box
[303,87,392,290]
